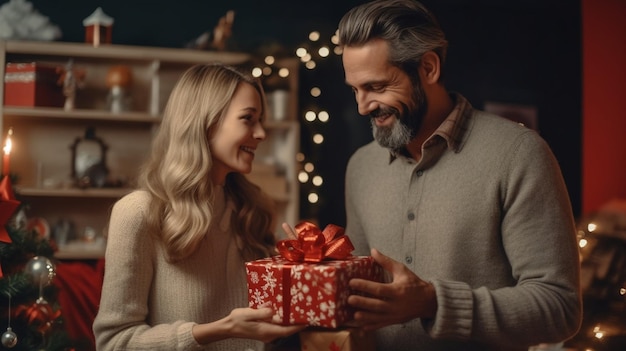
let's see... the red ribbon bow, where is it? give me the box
[276,221,354,262]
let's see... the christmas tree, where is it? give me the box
[0,175,76,351]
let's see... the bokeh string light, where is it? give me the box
[252,29,351,224]
[291,30,344,219]
[567,211,626,349]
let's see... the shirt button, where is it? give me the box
[407,212,415,220]
[416,170,424,176]
[405,256,413,264]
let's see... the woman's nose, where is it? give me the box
[254,123,266,140]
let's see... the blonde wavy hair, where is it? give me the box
[138,63,277,262]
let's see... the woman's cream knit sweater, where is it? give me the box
[93,189,263,351]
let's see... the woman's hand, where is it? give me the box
[193,307,305,345]
[228,307,306,343]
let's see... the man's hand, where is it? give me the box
[347,248,438,330]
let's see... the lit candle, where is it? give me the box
[3,128,13,177]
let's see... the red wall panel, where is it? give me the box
[582,0,626,214]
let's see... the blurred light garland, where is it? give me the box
[291,29,344,220]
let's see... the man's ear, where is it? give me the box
[419,51,441,84]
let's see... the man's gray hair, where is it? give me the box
[338,0,448,80]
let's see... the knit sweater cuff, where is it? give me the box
[425,280,473,340]
[180,322,205,350]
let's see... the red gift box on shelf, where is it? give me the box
[300,328,376,351]
[246,221,384,328]
[4,62,64,107]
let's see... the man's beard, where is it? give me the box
[370,84,427,153]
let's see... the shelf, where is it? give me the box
[2,40,252,66]
[54,240,106,260]
[2,106,160,123]
[17,187,132,198]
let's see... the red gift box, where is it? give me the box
[246,222,384,328]
[4,62,64,107]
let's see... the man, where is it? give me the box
[338,1,582,350]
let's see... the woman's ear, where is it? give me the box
[419,51,441,84]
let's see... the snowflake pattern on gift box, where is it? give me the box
[320,300,336,318]
[250,289,266,306]
[275,300,284,321]
[249,271,259,284]
[290,279,304,303]
[262,265,278,292]
[306,309,321,326]
[247,262,277,306]
[291,264,304,280]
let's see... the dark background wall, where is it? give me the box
[2,0,582,226]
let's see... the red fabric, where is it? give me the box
[53,259,104,351]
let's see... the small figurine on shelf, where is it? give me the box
[106,65,133,113]
[83,7,113,47]
[52,218,75,248]
[56,59,86,111]
[186,10,235,51]
[70,127,109,188]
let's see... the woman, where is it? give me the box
[93,64,303,350]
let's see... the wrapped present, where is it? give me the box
[246,221,384,328]
[300,328,376,351]
[4,62,64,107]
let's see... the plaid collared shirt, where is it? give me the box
[390,92,472,167]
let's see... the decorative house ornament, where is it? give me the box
[82,7,113,47]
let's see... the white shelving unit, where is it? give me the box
[0,40,300,259]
